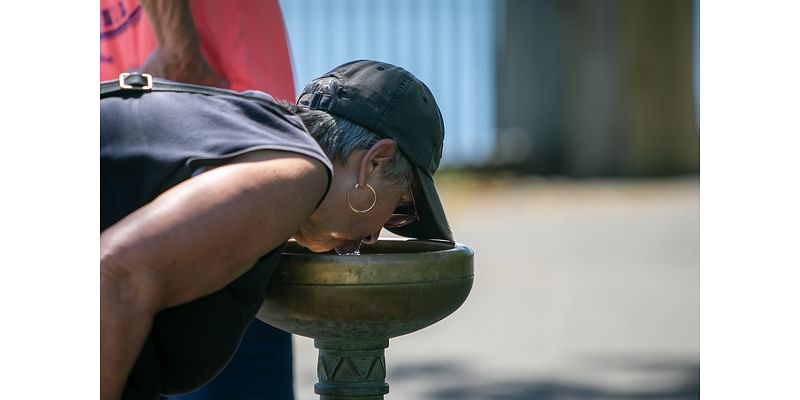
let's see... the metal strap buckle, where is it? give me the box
[118,72,153,90]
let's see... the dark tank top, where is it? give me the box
[101,86,332,230]
[101,82,333,397]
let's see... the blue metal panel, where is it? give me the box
[279,0,496,167]
[694,0,699,123]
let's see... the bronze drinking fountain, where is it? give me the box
[257,239,474,400]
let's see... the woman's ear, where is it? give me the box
[360,139,397,180]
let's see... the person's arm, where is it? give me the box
[100,151,327,400]
[138,0,226,87]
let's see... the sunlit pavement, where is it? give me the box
[290,176,699,400]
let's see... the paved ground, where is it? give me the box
[291,175,700,400]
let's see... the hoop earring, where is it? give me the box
[347,183,377,213]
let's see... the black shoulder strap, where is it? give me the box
[100,73,264,101]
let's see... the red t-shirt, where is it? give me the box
[100,0,296,102]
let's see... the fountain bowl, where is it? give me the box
[256,239,474,340]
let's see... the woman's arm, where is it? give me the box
[100,150,327,400]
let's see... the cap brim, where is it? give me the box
[385,167,453,242]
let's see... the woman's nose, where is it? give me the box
[361,230,381,244]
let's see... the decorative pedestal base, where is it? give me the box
[314,338,390,400]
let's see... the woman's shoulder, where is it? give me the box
[221,149,331,209]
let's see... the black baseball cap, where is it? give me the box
[297,60,453,242]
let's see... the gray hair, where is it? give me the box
[280,102,413,186]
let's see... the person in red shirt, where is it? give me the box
[100,0,296,101]
[101,1,299,398]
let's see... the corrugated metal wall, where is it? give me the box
[694,0,699,121]
[279,0,497,167]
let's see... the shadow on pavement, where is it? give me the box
[390,356,699,400]
[390,362,471,380]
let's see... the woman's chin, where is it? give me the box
[305,245,333,253]
[291,236,333,253]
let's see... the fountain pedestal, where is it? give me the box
[257,239,474,400]
[314,338,389,399]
